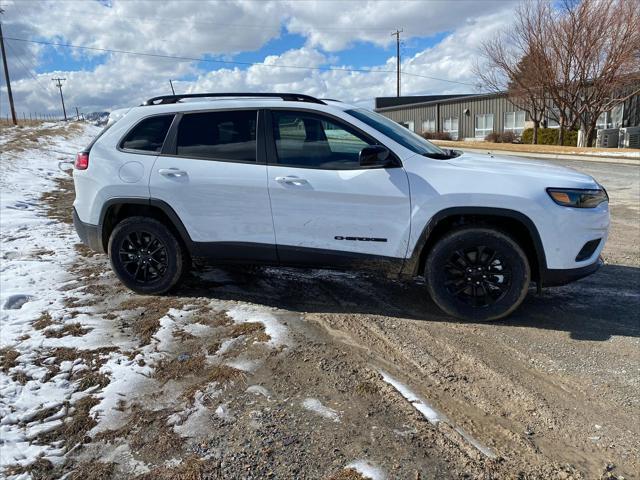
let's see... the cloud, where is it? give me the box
[0,0,516,115]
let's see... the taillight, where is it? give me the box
[75,152,89,170]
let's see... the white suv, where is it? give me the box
[72,93,610,321]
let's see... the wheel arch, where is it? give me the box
[403,207,547,283]
[99,198,194,255]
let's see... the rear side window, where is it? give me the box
[120,115,174,152]
[176,110,257,162]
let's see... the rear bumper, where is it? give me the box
[541,256,603,287]
[72,207,104,253]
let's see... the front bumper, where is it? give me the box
[72,207,104,253]
[540,256,603,287]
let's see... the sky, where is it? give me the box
[0,0,519,116]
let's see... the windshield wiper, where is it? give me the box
[422,149,461,160]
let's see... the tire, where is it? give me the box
[108,216,185,295]
[425,227,530,322]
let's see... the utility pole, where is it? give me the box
[52,77,67,121]
[169,79,176,95]
[75,106,79,120]
[0,16,18,125]
[391,29,403,97]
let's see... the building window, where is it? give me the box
[399,121,415,131]
[443,117,459,140]
[475,113,494,138]
[596,104,624,129]
[422,119,436,133]
[504,111,525,135]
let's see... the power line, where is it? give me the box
[5,41,53,98]
[4,36,478,87]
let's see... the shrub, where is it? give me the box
[484,132,500,143]
[421,131,452,141]
[522,127,578,146]
[499,131,517,144]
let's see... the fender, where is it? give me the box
[401,206,548,280]
[98,197,195,253]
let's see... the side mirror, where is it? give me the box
[359,145,391,167]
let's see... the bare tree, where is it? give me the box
[565,0,640,146]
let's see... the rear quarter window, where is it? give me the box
[120,115,174,152]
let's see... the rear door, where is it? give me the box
[265,109,411,269]
[149,109,277,262]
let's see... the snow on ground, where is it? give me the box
[301,397,341,422]
[0,123,106,469]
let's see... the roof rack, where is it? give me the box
[142,92,326,106]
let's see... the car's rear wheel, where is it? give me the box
[108,216,184,294]
[425,227,530,321]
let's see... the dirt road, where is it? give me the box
[2,125,638,480]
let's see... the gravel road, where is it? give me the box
[5,133,637,480]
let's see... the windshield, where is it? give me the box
[345,108,445,156]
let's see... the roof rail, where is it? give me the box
[142,92,326,106]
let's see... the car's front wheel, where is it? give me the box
[425,227,530,321]
[108,216,185,294]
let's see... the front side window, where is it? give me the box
[345,108,444,155]
[443,117,459,140]
[504,111,525,135]
[475,113,494,138]
[272,111,372,169]
[120,115,174,152]
[176,110,257,162]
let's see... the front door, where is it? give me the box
[149,109,277,262]
[265,109,411,270]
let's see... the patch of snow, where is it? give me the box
[301,398,340,422]
[225,357,260,372]
[379,371,442,423]
[346,459,386,480]
[180,322,212,337]
[379,370,496,459]
[226,305,291,348]
[246,385,270,398]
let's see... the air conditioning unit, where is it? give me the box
[596,128,619,148]
[618,126,640,149]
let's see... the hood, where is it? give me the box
[444,151,599,188]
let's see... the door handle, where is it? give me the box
[158,168,188,178]
[275,176,308,186]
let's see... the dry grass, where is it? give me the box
[96,404,184,464]
[193,308,232,327]
[33,311,55,330]
[0,122,84,154]
[117,296,188,346]
[181,365,246,403]
[11,370,32,385]
[68,461,117,480]
[134,456,219,480]
[44,322,91,338]
[154,353,207,383]
[40,176,75,225]
[37,396,100,447]
[355,381,380,396]
[326,468,369,480]
[75,371,111,391]
[229,321,269,342]
[432,139,640,160]
[3,458,57,479]
[1,347,20,373]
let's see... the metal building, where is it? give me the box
[374,91,640,142]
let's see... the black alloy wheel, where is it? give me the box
[118,230,169,283]
[426,227,530,322]
[443,246,511,308]
[108,216,185,294]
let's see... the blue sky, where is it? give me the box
[1,0,516,113]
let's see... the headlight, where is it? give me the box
[546,187,608,208]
